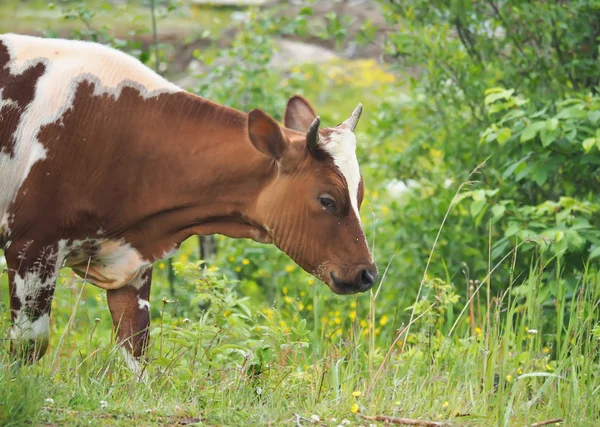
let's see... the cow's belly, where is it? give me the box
[63,239,150,290]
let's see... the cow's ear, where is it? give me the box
[248,109,289,160]
[284,95,317,132]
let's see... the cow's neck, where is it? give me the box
[128,92,276,260]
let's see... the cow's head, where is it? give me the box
[247,95,377,295]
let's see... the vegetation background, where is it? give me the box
[0,0,599,425]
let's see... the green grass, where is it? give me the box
[0,0,232,37]
[1,243,599,426]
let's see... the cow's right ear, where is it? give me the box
[248,109,289,160]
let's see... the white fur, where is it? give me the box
[138,299,150,311]
[323,128,361,221]
[120,347,148,382]
[61,238,150,290]
[0,212,9,238]
[10,312,49,341]
[0,34,181,240]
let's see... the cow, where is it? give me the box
[0,33,377,371]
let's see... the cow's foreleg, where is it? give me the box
[6,241,61,362]
[107,266,152,379]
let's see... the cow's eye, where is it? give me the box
[318,196,336,211]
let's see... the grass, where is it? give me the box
[1,224,599,426]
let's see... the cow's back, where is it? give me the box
[0,34,180,246]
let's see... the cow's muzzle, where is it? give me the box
[329,265,378,295]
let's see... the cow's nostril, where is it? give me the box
[360,268,377,289]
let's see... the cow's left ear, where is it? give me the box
[248,109,289,160]
[284,95,317,132]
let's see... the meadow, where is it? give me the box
[1,1,599,426]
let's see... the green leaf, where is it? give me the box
[587,110,600,124]
[496,127,511,145]
[590,246,600,260]
[484,89,514,105]
[470,199,486,218]
[520,121,545,142]
[533,165,549,185]
[540,128,558,147]
[491,204,506,218]
[556,105,585,119]
[546,118,559,131]
[582,137,596,153]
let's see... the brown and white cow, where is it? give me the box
[0,34,377,369]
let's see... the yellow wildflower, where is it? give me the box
[379,315,389,326]
[242,258,250,265]
[442,401,449,408]
[306,304,313,311]
[282,287,288,295]
[351,403,359,413]
[158,262,165,270]
[543,347,551,354]
[349,311,357,321]
[506,374,513,383]
[284,296,293,304]
[308,278,315,286]
[179,254,188,263]
[285,265,295,273]
[350,301,357,308]
[352,391,361,398]
[334,317,342,325]
[228,256,235,262]
[235,267,241,272]
[298,303,305,311]
[518,368,523,375]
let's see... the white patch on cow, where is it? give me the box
[0,34,181,234]
[159,246,178,260]
[10,312,50,341]
[0,212,9,240]
[138,299,150,311]
[62,238,150,290]
[322,128,361,221]
[120,347,148,383]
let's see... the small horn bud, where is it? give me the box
[344,103,363,132]
[306,116,321,152]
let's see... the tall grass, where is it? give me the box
[1,237,598,426]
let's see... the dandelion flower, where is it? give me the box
[506,374,513,383]
[352,390,361,397]
[543,347,551,354]
[379,315,389,326]
[242,258,250,265]
[351,403,360,413]
[442,401,449,408]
